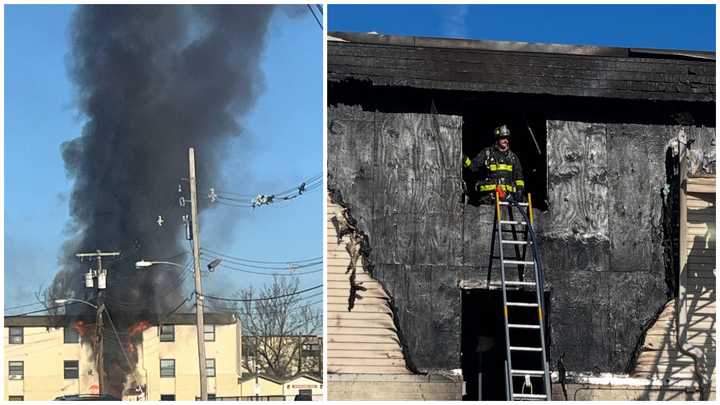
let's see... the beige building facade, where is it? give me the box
[4,312,242,401]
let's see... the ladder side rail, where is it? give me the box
[496,191,515,400]
[510,194,551,400]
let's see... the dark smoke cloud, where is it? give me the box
[49,5,275,395]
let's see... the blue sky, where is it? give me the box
[4,5,322,311]
[329,4,715,51]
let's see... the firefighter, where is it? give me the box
[463,124,525,204]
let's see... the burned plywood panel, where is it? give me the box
[328,105,464,371]
[328,105,376,233]
[546,120,609,239]
[607,124,668,273]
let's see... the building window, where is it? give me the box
[64,360,79,379]
[206,358,216,377]
[64,325,80,344]
[160,359,175,378]
[9,327,23,344]
[8,361,23,380]
[159,325,175,342]
[160,394,175,401]
[203,324,215,342]
[8,396,24,401]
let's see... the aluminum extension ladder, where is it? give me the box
[488,192,551,401]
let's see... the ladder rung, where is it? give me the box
[504,260,535,266]
[504,281,536,286]
[501,220,527,225]
[510,346,543,352]
[508,323,541,329]
[511,369,545,375]
[499,201,529,207]
[506,302,539,307]
[501,240,531,245]
[513,393,547,399]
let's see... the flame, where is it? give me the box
[128,320,151,337]
[73,320,93,336]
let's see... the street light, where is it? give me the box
[135,260,185,270]
[135,259,222,271]
[54,298,98,309]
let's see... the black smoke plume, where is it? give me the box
[49,5,275,397]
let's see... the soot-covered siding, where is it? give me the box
[328,103,715,373]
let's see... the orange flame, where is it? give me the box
[128,320,151,337]
[73,320,93,337]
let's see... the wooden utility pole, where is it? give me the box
[76,250,120,396]
[189,147,208,400]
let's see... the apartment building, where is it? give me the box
[4,312,241,401]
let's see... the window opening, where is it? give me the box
[160,359,175,378]
[9,327,23,344]
[64,325,80,344]
[204,324,215,342]
[63,360,79,379]
[159,325,175,342]
[8,361,23,380]
[462,115,547,210]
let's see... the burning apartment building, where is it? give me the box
[3,4,279,399]
[326,32,715,400]
[3,313,240,400]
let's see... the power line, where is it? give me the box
[4,301,45,311]
[200,260,322,277]
[211,174,322,209]
[103,307,133,372]
[201,284,323,303]
[201,247,321,265]
[200,253,322,271]
[5,303,75,317]
[307,4,322,30]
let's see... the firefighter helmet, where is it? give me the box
[495,125,511,139]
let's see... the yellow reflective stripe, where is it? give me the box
[463,156,472,168]
[489,163,513,171]
[515,179,525,187]
[478,184,515,192]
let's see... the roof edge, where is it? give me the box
[329,31,715,61]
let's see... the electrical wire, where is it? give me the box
[201,284,322,302]
[103,307,134,371]
[5,303,76,317]
[307,4,322,30]
[200,253,322,271]
[4,301,45,311]
[211,174,321,209]
[201,247,321,265]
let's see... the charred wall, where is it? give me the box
[328,84,715,373]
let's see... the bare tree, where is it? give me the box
[233,277,322,379]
